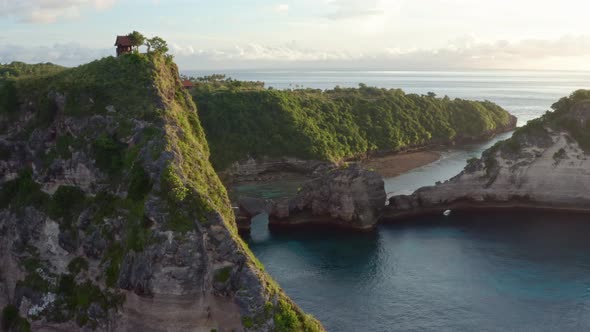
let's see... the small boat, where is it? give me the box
[443,209,451,216]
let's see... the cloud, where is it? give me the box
[274,4,289,13]
[0,0,116,23]
[0,43,111,66]
[2,35,590,71]
[172,35,590,70]
[323,0,389,20]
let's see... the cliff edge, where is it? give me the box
[0,55,322,331]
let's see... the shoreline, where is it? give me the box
[382,200,590,222]
[361,150,441,178]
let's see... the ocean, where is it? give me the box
[189,70,590,331]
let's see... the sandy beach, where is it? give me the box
[362,151,441,178]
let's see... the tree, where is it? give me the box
[145,36,169,55]
[127,31,145,52]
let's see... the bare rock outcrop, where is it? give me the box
[269,164,386,230]
[385,96,590,219]
[234,196,274,231]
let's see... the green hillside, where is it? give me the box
[191,80,515,170]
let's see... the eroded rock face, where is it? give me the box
[234,197,274,231]
[385,99,590,219]
[0,57,322,331]
[220,156,336,183]
[269,164,386,230]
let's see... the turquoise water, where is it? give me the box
[246,213,590,331]
[211,71,590,331]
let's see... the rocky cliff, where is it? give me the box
[385,90,590,219]
[0,56,322,331]
[269,165,386,230]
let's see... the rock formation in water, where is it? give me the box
[235,196,275,231]
[385,90,590,219]
[0,56,322,331]
[268,164,386,230]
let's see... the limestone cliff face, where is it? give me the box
[0,56,322,331]
[385,92,590,219]
[269,165,386,230]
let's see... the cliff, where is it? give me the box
[385,90,590,219]
[191,83,517,171]
[0,56,322,331]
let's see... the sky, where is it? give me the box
[1,0,590,70]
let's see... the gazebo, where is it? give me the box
[114,36,133,56]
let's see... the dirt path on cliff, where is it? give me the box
[362,151,441,178]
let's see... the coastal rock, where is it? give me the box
[269,164,386,230]
[220,156,336,183]
[385,96,590,219]
[235,196,274,231]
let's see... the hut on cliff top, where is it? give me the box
[114,36,133,56]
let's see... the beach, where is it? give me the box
[362,151,441,178]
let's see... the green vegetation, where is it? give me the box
[0,169,49,211]
[542,90,590,152]
[214,266,232,283]
[125,31,169,55]
[68,257,89,275]
[242,316,254,328]
[0,80,18,114]
[1,54,323,330]
[2,305,30,332]
[48,185,87,230]
[0,62,64,78]
[0,53,156,135]
[127,31,146,52]
[146,36,169,55]
[128,164,152,201]
[190,79,514,169]
[155,58,323,330]
[491,89,590,156]
[92,134,125,175]
[162,164,189,202]
[468,89,590,180]
[553,148,567,162]
[273,299,322,332]
[51,275,124,327]
[103,242,125,288]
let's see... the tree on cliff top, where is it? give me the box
[127,31,146,52]
[146,36,169,55]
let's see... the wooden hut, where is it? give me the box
[114,36,133,56]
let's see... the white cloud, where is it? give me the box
[2,35,590,71]
[323,0,396,20]
[274,4,289,13]
[0,0,116,23]
[171,43,196,56]
[0,43,111,66]
[171,35,590,70]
